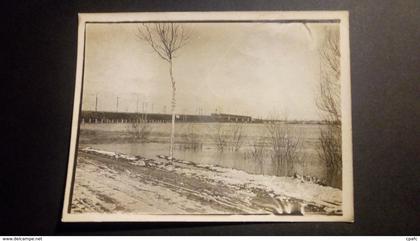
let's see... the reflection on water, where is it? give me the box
[84,123,327,179]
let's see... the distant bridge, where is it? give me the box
[79,111,252,124]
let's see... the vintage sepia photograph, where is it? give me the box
[62,11,353,222]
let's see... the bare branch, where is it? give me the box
[317,28,341,122]
[137,23,190,62]
[137,24,170,62]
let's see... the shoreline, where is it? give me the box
[69,147,342,216]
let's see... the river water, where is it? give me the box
[82,122,327,179]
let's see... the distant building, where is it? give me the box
[210,113,252,123]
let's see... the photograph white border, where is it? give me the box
[62,11,353,222]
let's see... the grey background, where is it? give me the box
[1,0,419,235]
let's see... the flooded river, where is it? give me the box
[81,122,328,179]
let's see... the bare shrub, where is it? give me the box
[128,119,153,142]
[229,123,245,152]
[266,121,302,177]
[318,123,342,188]
[244,138,266,174]
[180,123,203,151]
[213,123,227,152]
[213,123,246,152]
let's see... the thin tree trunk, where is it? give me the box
[169,60,176,159]
[136,23,189,160]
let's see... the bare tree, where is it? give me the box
[127,117,153,142]
[316,27,342,188]
[317,28,341,123]
[229,123,245,152]
[245,138,266,174]
[213,122,228,152]
[266,120,302,177]
[180,123,203,151]
[212,122,245,152]
[137,23,190,160]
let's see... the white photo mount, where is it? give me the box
[62,11,353,222]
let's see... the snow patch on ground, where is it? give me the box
[72,157,225,214]
[155,156,342,212]
[74,147,342,215]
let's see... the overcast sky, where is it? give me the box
[81,22,339,120]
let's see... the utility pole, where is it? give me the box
[95,94,98,112]
[116,96,119,112]
[145,102,148,121]
[142,102,145,121]
[136,95,139,113]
